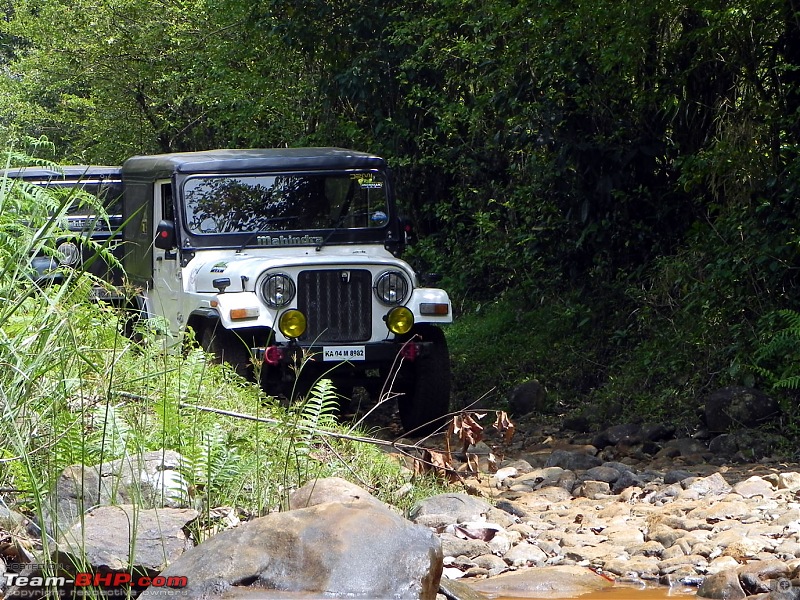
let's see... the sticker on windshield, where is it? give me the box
[353,174,384,189]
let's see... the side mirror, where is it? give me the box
[154,220,176,250]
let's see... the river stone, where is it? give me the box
[409,493,493,524]
[733,476,775,498]
[592,423,643,449]
[684,472,732,496]
[439,533,492,559]
[139,499,442,599]
[468,565,614,598]
[738,560,791,593]
[504,541,548,567]
[545,449,602,471]
[779,472,800,492]
[45,449,189,535]
[603,555,660,579]
[584,466,621,483]
[688,500,751,520]
[575,480,611,499]
[59,504,197,572]
[664,469,694,484]
[5,505,198,600]
[612,470,646,493]
[698,569,747,599]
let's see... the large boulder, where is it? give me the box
[703,386,780,432]
[138,498,442,599]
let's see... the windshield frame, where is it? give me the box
[176,168,395,249]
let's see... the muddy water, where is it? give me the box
[495,584,698,599]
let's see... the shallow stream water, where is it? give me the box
[494,583,697,599]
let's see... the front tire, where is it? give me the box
[397,325,451,435]
[200,321,253,378]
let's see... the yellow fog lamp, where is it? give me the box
[279,309,307,339]
[386,306,414,335]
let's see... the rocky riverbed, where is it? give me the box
[4,384,800,599]
[395,390,800,599]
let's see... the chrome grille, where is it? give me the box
[297,269,372,342]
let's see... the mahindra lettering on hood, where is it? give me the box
[121,148,452,433]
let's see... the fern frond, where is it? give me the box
[300,378,339,431]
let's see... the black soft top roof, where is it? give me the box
[1,165,121,180]
[122,148,387,180]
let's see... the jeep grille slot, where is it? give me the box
[297,269,372,342]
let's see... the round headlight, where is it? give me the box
[57,241,81,266]
[279,309,307,339]
[375,271,409,305]
[260,273,296,308]
[386,306,414,335]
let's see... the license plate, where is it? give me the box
[323,346,366,361]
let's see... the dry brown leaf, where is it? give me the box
[414,449,460,483]
[454,412,485,454]
[494,411,516,444]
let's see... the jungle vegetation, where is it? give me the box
[3,0,800,431]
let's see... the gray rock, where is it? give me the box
[612,469,645,493]
[604,555,660,579]
[575,480,611,499]
[501,459,534,474]
[584,466,621,483]
[684,472,732,496]
[503,541,549,567]
[591,423,643,448]
[60,505,197,571]
[697,571,747,600]
[139,499,442,599]
[662,438,709,457]
[703,386,780,433]
[733,476,775,499]
[410,493,493,525]
[5,506,197,600]
[664,469,694,484]
[44,450,189,536]
[709,433,740,456]
[439,533,492,559]
[508,380,547,417]
[544,449,602,471]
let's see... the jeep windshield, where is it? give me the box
[182,172,390,240]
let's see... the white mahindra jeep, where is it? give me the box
[121,148,453,432]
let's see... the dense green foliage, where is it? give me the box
[3,0,800,426]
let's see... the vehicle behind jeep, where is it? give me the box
[121,148,452,432]
[2,165,124,298]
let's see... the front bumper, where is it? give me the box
[253,339,434,369]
